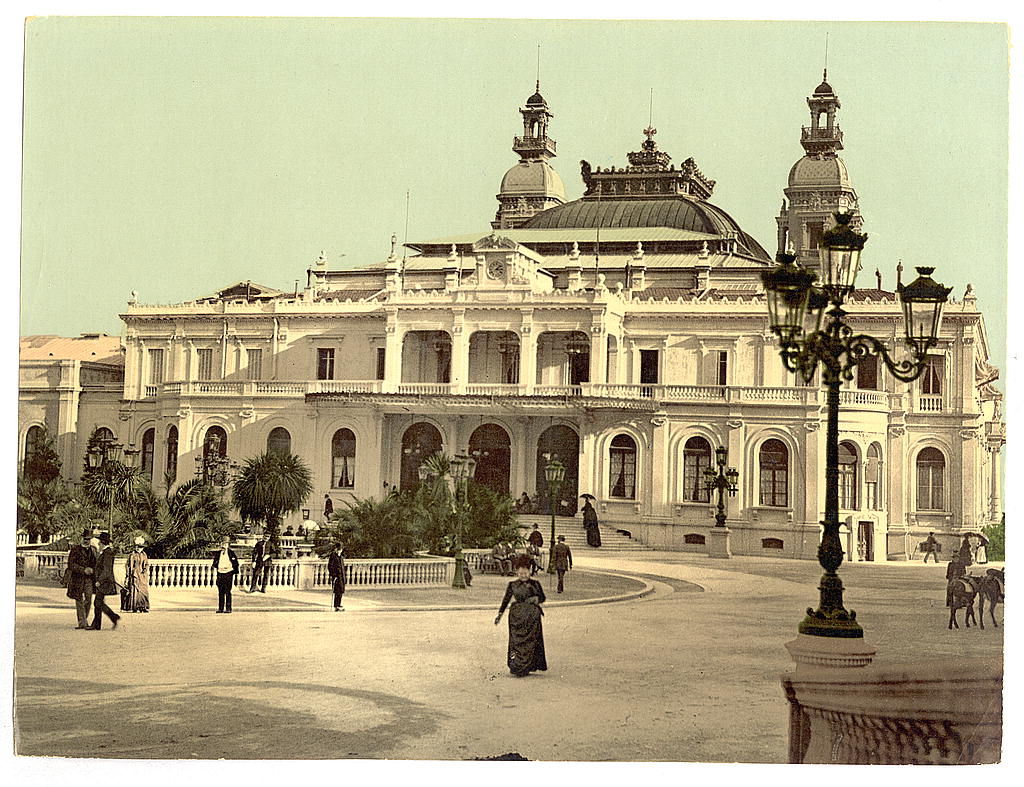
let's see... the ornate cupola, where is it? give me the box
[580,127,716,200]
[775,71,863,273]
[492,82,566,230]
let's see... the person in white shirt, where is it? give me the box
[211,535,239,613]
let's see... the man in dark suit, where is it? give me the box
[212,535,240,613]
[249,532,272,593]
[327,543,346,611]
[552,535,573,594]
[946,556,966,607]
[91,532,121,630]
[67,528,97,629]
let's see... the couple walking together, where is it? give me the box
[66,529,121,630]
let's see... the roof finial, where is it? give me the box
[896,258,904,287]
[536,44,541,93]
[824,32,829,82]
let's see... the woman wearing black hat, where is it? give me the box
[494,554,548,677]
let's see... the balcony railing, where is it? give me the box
[144,384,159,398]
[145,380,918,411]
[917,394,944,412]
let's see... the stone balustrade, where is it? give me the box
[18,551,454,589]
[463,548,548,572]
[781,658,1002,764]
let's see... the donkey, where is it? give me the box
[948,576,978,629]
[976,568,1005,630]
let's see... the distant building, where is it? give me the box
[18,75,1005,560]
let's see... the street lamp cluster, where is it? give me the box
[86,433,124,533]
[543,458,566,573]
[762,211,951,639]
[704,446,739,529]
[196,433,232,487]
[418,453,477,589]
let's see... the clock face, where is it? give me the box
[486,260,506,280]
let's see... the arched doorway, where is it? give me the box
[536,425,580,515]
[400,422,444,492]
[469,423,511,495]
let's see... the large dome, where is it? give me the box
[522,195,770,260]
[788,155,851,188]
[499,160,565,199]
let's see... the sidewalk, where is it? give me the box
[16,567,658,615]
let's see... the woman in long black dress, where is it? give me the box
[582,499,602,547]
[494,555,547,677]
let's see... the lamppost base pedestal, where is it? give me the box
[708,527,732,558]
[784,633,876,674]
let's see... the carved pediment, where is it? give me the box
[473,233,519,252]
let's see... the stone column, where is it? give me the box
[648,415,669,518]
[450,312,468,394]
[589,320,607,385]
[383,317,401,393]
[989,445,1002,522]
[519,313,536,393]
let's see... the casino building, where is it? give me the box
[18,73,1005,560]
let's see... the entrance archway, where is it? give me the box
[536,425,580,515]
[469,423,511,495]
[400,422,444,492]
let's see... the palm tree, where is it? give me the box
[232,451,313,553]
[146,477,231,558]
[81,461,147,532]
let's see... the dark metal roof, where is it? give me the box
[522,196,770,261]
[526,91,546,106]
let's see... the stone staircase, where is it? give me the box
[516,514,652,551]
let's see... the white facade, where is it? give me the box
[18,77,1005,560]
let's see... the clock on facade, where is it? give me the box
[486,260,506,280]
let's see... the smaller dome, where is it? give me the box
[788,155,850,188]
[526,91,546,106]
[814,79,834,96]
[500,160,565,199]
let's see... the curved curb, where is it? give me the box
[19,569,660,615]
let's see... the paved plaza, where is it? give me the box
[13,553,1003,762]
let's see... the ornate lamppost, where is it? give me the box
[196,433,231,487]
[544,458,566,573]
[447,453,476,589]
[87,433,123,533]
[762,212,951,641]
[704,446,739,558]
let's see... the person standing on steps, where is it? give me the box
[552,535,573,593]
[328,542,346,611]
[249,532,272,593]
[91,532,121,630]
[213,535,240,613]
[66,528,97,630]
[582,499,602,547]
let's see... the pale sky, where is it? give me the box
[20,18,1009,372]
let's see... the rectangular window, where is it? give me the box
[866,481,879,510]
[196,349,213,381]
[856,356,878,390]
[682,452,711,502]
[246,349,262,380]
[717,350,728,386]
[838,467,857,510]
[807,222,824,249]
[917,465,944,510]
[376,348,386,381]
[148,349,165,385]
[609,451,636,499]
[317,348,335,380]
[921,357,943,395]
[640,350,659,384]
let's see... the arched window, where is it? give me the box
[331,429,356,489]
[267,427,291,456]
[141,428,155,480]
[609,434,637,499]
[838,442,858,510]
[917,447,945,511]
[166,425,179,482]
[682,436,712,502]
[866,443,882,510]
[759,439,789,507]
[23,425,44,477]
